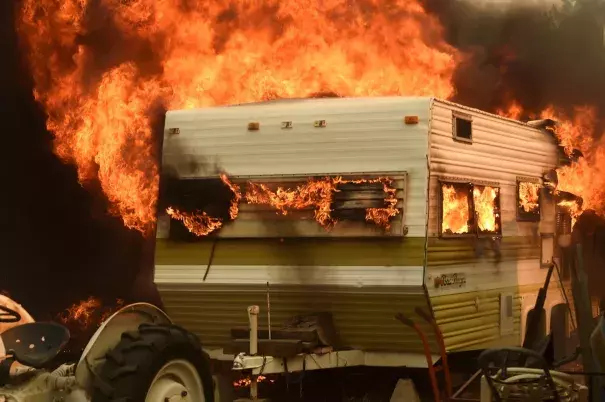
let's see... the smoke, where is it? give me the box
[422,0,605,123]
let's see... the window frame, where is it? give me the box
[452,111,473,144]
[438,177,502,239]
[516,177,542,222]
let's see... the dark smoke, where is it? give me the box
[422,0,605,124]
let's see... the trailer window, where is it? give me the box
[440,182,474,236]
[452,112,472,143]
[440,181,502,237]
[517,181,541,222]
[473,185,501,235]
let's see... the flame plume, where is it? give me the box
[498,103,605,225]
[18,0,459,233]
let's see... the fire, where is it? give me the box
[18,0,459,233]
[233,375,273,388]
[518,182,541,213]
[168,176,400,236]
[558,200,581,228]
[441,184,470,234]
[498,102,605,225]
[473,186,499,233]
[166,207,224,237]
[59,297,124,330]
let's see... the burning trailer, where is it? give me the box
[153,97,583,398]
[0,96,601,402]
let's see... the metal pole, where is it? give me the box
[248,305,260,400]
[266,282,272,340]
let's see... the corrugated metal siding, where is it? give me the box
[162,96,431,237]
[431,288,522,351]
[158,284,437,353]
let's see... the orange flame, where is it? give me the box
[473,186,499,233]
[18,0,459,233]
[441,184,470,234]
[166,207,224,237]
[518,182,541,213]
[498,102,604,226]
[168,176,400,236]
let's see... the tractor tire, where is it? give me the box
[92,323,215,402]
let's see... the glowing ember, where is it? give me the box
[233,375,273,388]
[18,0,459,233]
[58,297,124,330]
[518,182,541,213]
[166,207,223,237]
[473,186,499,233]
[441,184,470,234]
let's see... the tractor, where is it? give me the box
[0,301,215,402]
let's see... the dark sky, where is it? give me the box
[0,0,158,320]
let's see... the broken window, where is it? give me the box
[440,180,501,237]
[452,112,472,143]
[517,181,541,222]
[440,182,474,236]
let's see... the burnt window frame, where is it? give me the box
[516,177,542,222]
[452,111,473,144]
[438,177,502,239]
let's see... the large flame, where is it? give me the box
[498,103,604,225]
[441,184,470,234]
[18,0,459,233]
[169,176,400,237]
[473,186,499,233]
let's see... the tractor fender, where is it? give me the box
[75,302,172,391]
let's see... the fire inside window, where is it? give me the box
[517,181,541,222]
[440,181,501,237]
[452,112,472,143]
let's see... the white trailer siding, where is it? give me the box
[162,96,431,237]
[427,99,559,239]
[426,99,563,351]
[155,97,437,356]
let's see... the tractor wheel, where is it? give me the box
[92,323,214,402]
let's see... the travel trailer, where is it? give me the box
[154,96,573,368]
